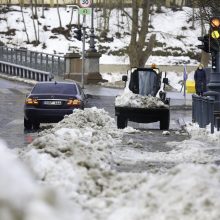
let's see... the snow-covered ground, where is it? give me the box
[0,5,203,66]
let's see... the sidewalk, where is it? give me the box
[167,91,192,108]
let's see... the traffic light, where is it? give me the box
[74,28,82,41]
[197,35,209,53]
[209,17,220,52]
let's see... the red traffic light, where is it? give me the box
[211,18,220,27]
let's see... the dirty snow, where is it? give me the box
[0,107,219,220]
[115,88,168,108]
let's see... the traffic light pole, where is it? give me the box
[206,52,220,111]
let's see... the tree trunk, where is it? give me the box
[192,2,195,29]
[57,0,62,28]
[20,2,30,43]
[128,0,156,67]
[30,0,38,44]
[68,8,74,29]
[41,0,45,18]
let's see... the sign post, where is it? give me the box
[79,0,92,88]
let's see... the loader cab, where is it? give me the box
[128,68,161,97]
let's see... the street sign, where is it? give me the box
[79,8,91,15]
[79,0,92,8]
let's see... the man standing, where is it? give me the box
[194,63,206,96]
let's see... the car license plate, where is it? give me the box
[43,100,62,105]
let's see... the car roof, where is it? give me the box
[35,81,78,86]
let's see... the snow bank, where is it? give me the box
[105,164,220,220]
[11,107,220,219]
[185,122,220,143]
[19,107,122,195]
[0,140,85,220]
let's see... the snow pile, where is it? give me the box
[9,107,220,219]
[103,164,220,220]
[185,122,220,143]
[115,89,168,108]
[19,107,123,197]
[0,140,84,220]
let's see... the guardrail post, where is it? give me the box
[58,56,61,75]
[0,47,3,60]
[51,55,54,74]
[35,52,37,69]
[15,49,18,64]
[30,51,32,67]
[46,54,49,72]
[10,48,13,63]
[40,53,43,69]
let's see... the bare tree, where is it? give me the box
[30,0,39,45]
[57,0,62,28]
[127,0,156,67]
[20,0,30,43]
[41,0,45,18]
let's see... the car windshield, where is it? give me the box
[138,70,159,96]
[32,83,78,95]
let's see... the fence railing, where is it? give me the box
[192,94,220,133]
[0,60,53,82]
[0,46,65,76]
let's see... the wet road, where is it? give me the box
[0,78,34,148]
[0,78,192,153]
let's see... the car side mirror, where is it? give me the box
[163,77,169,85]
[122,75,127,82]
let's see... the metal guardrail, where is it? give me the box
[0,46,65,76]
[0,60,53,82]
[192,94,220,133]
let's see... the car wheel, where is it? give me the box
[33,121,40,130]
[24,118,32,130]
[117,116,128,129]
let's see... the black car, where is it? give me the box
[24,81,87,129]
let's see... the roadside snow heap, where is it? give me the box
[1,107,220,220]
[115,88,168,108]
